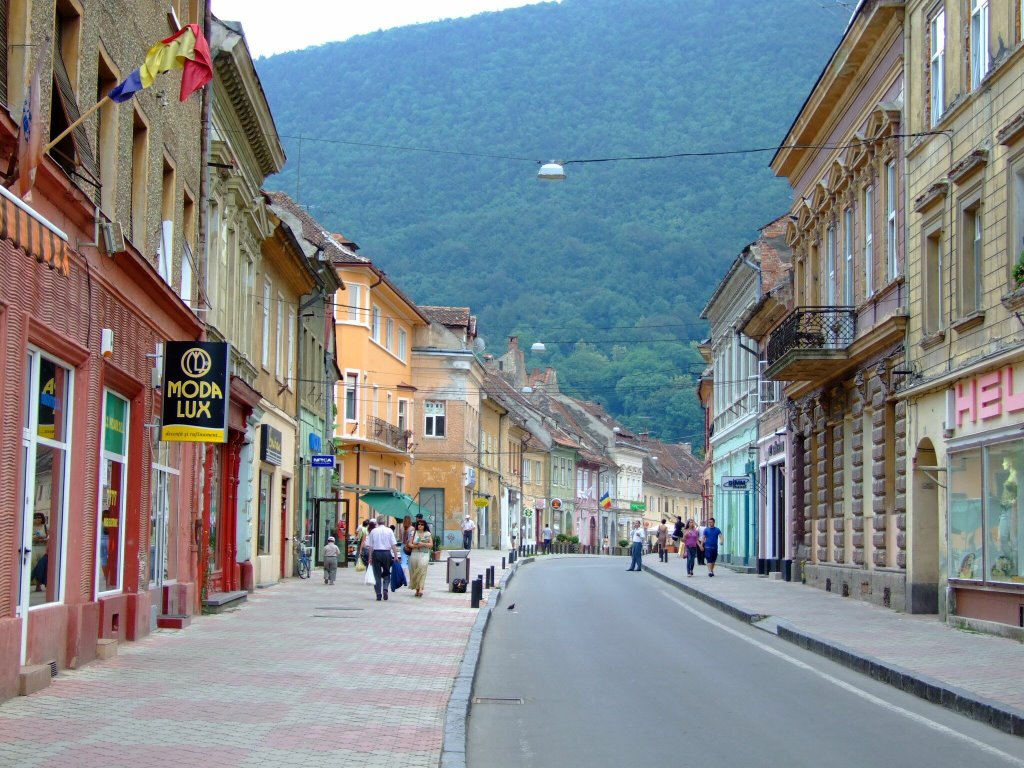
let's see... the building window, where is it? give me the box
[396,475,405,493]
[130,110,149,246]
[961,202,983,316]
[287,309,295,389]
[826,225,836,305]
[383,471,393,489]
[886,161,898,280]
[345,373,358,421]
[864,185,874,297]
[385,318,394,351]
[523,459,532,484]
[970,0,990,89]
[150,441,179,587]
[368,467,380,488]
[397,399,408,433]
[347,284,362,323]
[949,441,1023,584]
[843,206,854,305]
[21,353,72,609]
[96,53,118,215]
[276,293,286,380]
[371,306,381,342]
[98,391,129,594]
[1012,162,1024,285]
[929,8,945,126]
[398,328,407,362]
[424,400,446,437]
[262,280,271,368]
[257,470,272,555]
[924,225,944,333]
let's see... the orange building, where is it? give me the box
[332,239,428,530]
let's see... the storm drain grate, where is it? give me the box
[313,614,358,619]
[48,661,57,678]
[472,697,523,705]
[314,607,364,611]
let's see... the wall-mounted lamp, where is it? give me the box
[101,328,114,359]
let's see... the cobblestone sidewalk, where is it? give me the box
[0,550,508,768]
[644,554,1024,733]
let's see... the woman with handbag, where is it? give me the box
[682,519,701,577]
[408,519,433,597]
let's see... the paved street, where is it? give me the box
[469,557,1024,768]
[0,550,506,768]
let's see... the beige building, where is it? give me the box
[901,0,1024,625]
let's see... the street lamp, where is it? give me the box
[537,161,565,181]
[530,341,546,353]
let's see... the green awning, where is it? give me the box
[360,491,434,521]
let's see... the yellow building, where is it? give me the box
[411,307,484,548]
[332,242,428,532]
[902,0,1024,625]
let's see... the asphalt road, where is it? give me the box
[467,557,1024,768]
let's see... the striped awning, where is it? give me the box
[0,185,70,276]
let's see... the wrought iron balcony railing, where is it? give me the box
[367,415,412,452]
[766,307,857,365]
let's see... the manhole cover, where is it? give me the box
[472,697,523,705]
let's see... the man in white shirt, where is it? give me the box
[542,524,554,554]
[627,520,646,572]
[366,521,399,601]
[462,515,476,550]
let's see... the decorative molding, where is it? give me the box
[947,149,989,186]
[919,330,945,350]
[997,108,1024,146]
[951,311,985,335]
[913,180,949,212]
[1000,286,1024,312]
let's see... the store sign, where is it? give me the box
[721,476,751,491]
[551,498,563,511]
[524,509,533,517]
[160,342,229,443]
[310,454,335,468]
[309,432,322,452]
[534,498,546,510]
[464,466,476,487]
[104,392,127,456]
[261,424,283,466]
[629,501,646,511]
[474,497,489,508]
[767,438,786,457]
[954,365,1024,427]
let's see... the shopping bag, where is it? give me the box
[355,559,366,572]
[390,562,407,591]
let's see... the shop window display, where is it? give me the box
[986,442,1023,583]
[949,447,983,580]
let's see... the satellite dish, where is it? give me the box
[473,336,486,354]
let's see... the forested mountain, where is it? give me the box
[254,0,848,446]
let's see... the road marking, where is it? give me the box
[659,590,1024,766]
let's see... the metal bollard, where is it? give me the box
[488,565,495,587]
[502,556,506,569]
[470,576,483,608]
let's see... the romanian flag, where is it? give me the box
[600,492,612,510]
[109,24,213,104]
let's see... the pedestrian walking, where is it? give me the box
[542,523,553,554]
[671,516,683,548]
[366,518,399,600]
[656,519,669,562]
[702,517,723,577]
[360,520,377,584]
[322,536,341,584]
[462,514,476,549]
[408,519,432,597]
[626,520,645,571]
[696,519,707,567]
[399,515,414,572]
[681,519,701,576]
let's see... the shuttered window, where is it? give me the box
[50,19,99,182]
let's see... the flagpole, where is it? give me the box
[43,95,110,153]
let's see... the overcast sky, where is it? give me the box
[211,0,556,58]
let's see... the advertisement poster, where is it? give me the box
[160,341,230,442]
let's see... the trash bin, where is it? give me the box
[447,550,470,591]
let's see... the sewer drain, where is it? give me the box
[472,697,523,705]
[314,607,364,611]
[312,615,358,619]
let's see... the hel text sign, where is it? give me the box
[161,341,230,442]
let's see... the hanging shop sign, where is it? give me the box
[629,501,646,511]
[473,497,490,508]
[310,454,335,468]
[261,424,283,466]
[160,341,230,443]
[550,498,563,511]
[721,476,751,491]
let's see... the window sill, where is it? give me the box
[1000,286,1024,312]
[919,330,945,350]
[951,312,985,335]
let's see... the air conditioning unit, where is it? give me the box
[101,221,126,255]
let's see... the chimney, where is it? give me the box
[508,336,519,351]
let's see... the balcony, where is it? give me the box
[765,307,857,382]
[366,415,412,453]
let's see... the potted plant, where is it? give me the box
[431,534,442,562]
[1014,251,1024,289]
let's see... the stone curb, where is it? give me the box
[776,623,1024,737]
[642,563,766,624]
[646,562,1024,737]
[439,561,518,768]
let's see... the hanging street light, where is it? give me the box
[537,161,565,181]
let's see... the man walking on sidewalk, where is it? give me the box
[702,517,723,577]
[542,523,553,554]
[462,514,476,550]
[366,518,399,600]
[627,520,645,571]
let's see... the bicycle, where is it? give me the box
[296,536,312,579]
